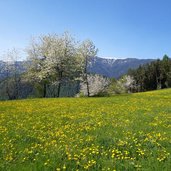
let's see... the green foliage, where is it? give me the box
[92,91,110,97]
[163,54,169,61]
[107,78,125,94]
[128,55,171,92]
[106,76,134,95]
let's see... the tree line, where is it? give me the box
[128,55,171,92]
[0,32,171,100]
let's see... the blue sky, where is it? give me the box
[0,0,171,60]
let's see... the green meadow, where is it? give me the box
[0,89,171,171]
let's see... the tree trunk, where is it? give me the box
[57,71,63,97]
[15,77,20,99]
[43,83,46,98]
[6,86,11,100]
[86,73,90,97]
[85,56,90,97]
[57,82,61,97]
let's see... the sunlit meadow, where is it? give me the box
[0,89,171,170]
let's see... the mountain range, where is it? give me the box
[0,57,154,80]
[0,61,26,80]
[89,57,153,78]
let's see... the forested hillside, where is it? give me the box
[128,55,171,92]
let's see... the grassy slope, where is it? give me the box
[0,89,171,171]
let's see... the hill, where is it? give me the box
[0,88,170,170]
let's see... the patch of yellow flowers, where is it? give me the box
[0,89,171,170]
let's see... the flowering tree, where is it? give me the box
[78,40,98,96]
[79,74,109,96]
[26,32,80,97]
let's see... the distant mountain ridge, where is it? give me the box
[0,60,26,80]
[0,57,154,80]
[89,57,154,78]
